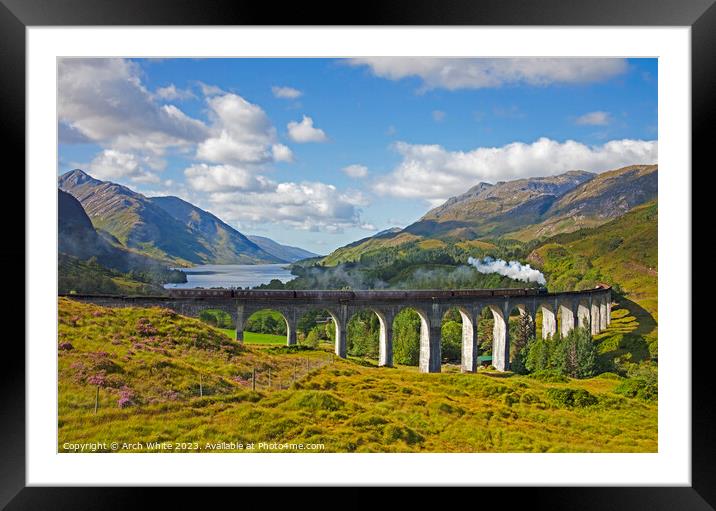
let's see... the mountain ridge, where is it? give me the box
[59,169,285,266]
[320,165,657,266]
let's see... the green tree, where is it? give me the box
[510,312,535,374]
[441,320,462,363]
[347,311,379,358]
[393,309,420,365]
[550,327,596,378]
[525,335,553,373]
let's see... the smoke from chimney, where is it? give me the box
[467,256,546,285]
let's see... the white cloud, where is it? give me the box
[272,85,303,99]
[58,58,208,154]
[432,110,446,122]
[287,115,328,143]
[373,137,658,204]
[342,164,368,178]
[271,143,294,162]
[197,93,284,164]
[350,58,628,91]
[575,111,611,126]
[184,163,275,193]
[155,84,195,101]
[88,149,165,184]
[205,181,371,233]
[197,82,225,97]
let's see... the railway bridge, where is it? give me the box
[63,286,611,374]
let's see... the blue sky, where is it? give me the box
[58,58,657,254]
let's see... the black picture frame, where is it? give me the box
[2,0,706,508]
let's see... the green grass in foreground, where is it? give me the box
[217,328,286,344]
[58,298,657,453]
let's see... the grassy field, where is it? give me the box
[58,298,657,453]
[217,328,286,344]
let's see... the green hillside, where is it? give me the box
[58,298,656,453]
[529,200,657,317]
[58,254,165,295]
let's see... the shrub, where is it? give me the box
[614,378,657,402]
[303,327,322,348]
[117,386,136,408]
[287,391,345,411]
[546,388,598,408]
[383,424,424,445]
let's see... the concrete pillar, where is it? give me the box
[334,305,347,358]
[599,298,608,331]
[591,300,600,335]
[460,309,478,373]
[378,311,394,367]
[577,303,591,331]
[286,314,297,346]
[419,305,441,373]
[560,303,576,338]
[236,305,245,343]
[492,305,510,372]
[541,306,557,339]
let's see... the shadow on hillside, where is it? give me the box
[615,296,657,338]
[594,295,658,370]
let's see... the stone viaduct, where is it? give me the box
[62,285,611,374]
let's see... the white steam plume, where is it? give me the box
[467,256,546,285]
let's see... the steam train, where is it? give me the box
[167,287,553,300]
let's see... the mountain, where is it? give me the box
[148,195,283,264]
[58,189,184,294]
[507,165,658,240]
[58,169,281,266]
[59,188,159,273]
[321,166,657,266]
[246,235,319,262]
[321,170,595,265]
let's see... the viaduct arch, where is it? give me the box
[62,286,611,374]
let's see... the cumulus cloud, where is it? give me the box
[204,181,371,233]
[287,115,328,143]
[350,57,628,91]
[58,58,208,154]
[373,137,658,203]
[342,164,368,178]
[184,163,276,193]
[575,111,611,126]
[197,93,285,164]
[197,82,225,97]
[271,143,294,162]
[88,149,165,184]
[155,84,195,101]
[272,85,303,99]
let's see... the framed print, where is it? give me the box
[4,0,709,507]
